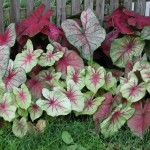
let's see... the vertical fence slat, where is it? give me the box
[72,0,81,15]
[10,0,20,23]
[109,0,119,14]
[84,0,93,10]
[0,0,4,33]
[43,0,51,12]
[26,0,34,16]
[134,0,146,15]
[124,0,132,10]
[56,0,66,26]
[96,0,105,24]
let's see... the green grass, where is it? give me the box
[0,115,150,150]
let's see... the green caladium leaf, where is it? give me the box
[38,44,64,67]
[85,66,105,93]
[36,88,71,117]
[61,9,106,60]
[18,108,28,118]
[14,39,43,73]
[133,61,150,71]
[28,104,43,121]
[66,66,85,90]
[100,104,135,138]
[141,26,150,40]
[12,117,28,138]
[13,84,31,110]
[110,35,145,68]
[0,93,16,122]
[80,92,105,115]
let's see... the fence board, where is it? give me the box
[109,0,119,14]
[0,0,4,33]
[96,0,105,24]
[134,0,146,15]
[72,0,81,15]
[84,0,93,10]
[124,0,132,10]
[10,0,20,23]
[43,0,51,12]
[26,0,34,16]
[56,0,66,26]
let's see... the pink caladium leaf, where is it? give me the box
[80,92,105,115]
[108,69,124,81]
[0,23,16,47]
[55,45,84,79]
[0,46,10,77]
[133,61,150,72]
[110,35,145,68]
[100,104,135,138]
[38,44,64,67]
[14,39,43,73]
[3,60,26,92]
[125,60,133,77]
[36,88,71,117]
[127,100,150,136]
[41,23,64,41]
[85,66,105,93]
[0,93,17,122]
[61,8,106,60]
[140,69,150,83]
[12,117,27,138]
[28,104,43,122]
[13,84,31,110]
[66,66,85,90]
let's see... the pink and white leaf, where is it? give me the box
[14,40,43,73]
[36,88,71,117]
[133,61,150,72]
[38,44,64,67]
[140,69,150,83]
[0,78,6,99]
[13,84,31,110]
[0,93,16,122]
[85,66,105,93]
[66,66,85,90]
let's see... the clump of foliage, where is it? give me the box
[0,4,150,139]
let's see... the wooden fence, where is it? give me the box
[0,0,150,33]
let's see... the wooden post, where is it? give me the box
[72,0,81,15]
[109,0,119,14]
[124,0,132,10]
[84,0,93,10]
[134,0,146,15]
[0,0,4,33]
[26,0,34,16]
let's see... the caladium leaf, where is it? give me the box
[100,104,135,138]
[140,69,150,83]
[0,46,10,77]
[38,44,64,67]
[3,60,26,92]
[61,8,106,60]
[14,39,43,73]
[85,66,105,93]
[141,26,150,40]
[12,117,28,138]
[13,84,31,110]
[18,108,28,118]
[0,78,6,99]
[133,61,150,72]
[80,92,105,115]
[36,88,71,117]
[127,100,150,136]
[0,93,16,122]
[66,66,85,90]
[109,69,124,81]
[0,23,16,47]
[28,104,43,122]
[110,35,145,68]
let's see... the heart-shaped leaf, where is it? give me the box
[62,9,106,60]
[133,61,150,71]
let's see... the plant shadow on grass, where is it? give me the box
[0,114,150,150]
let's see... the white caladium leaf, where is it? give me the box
[61,8,106,60]
[120,81,146,102]
[110,36,145,68]
[66,66,85,90]
[63,80,84,112]
[133,61,150,71]
[100,104,135,138]
[0,46,10,77]
[141,69,150,83]
[36,88,71,117]
[0,78,6,99]
[80,92,105,115]
[102,71,117,91]
[13,84,31,110]
[85,66,105,93]
[12,117,28,138]
[3,60,26,92]
[14,39,43,73]
[28,104,43,122]
[38,44,64,67]
[0,93,16,122]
